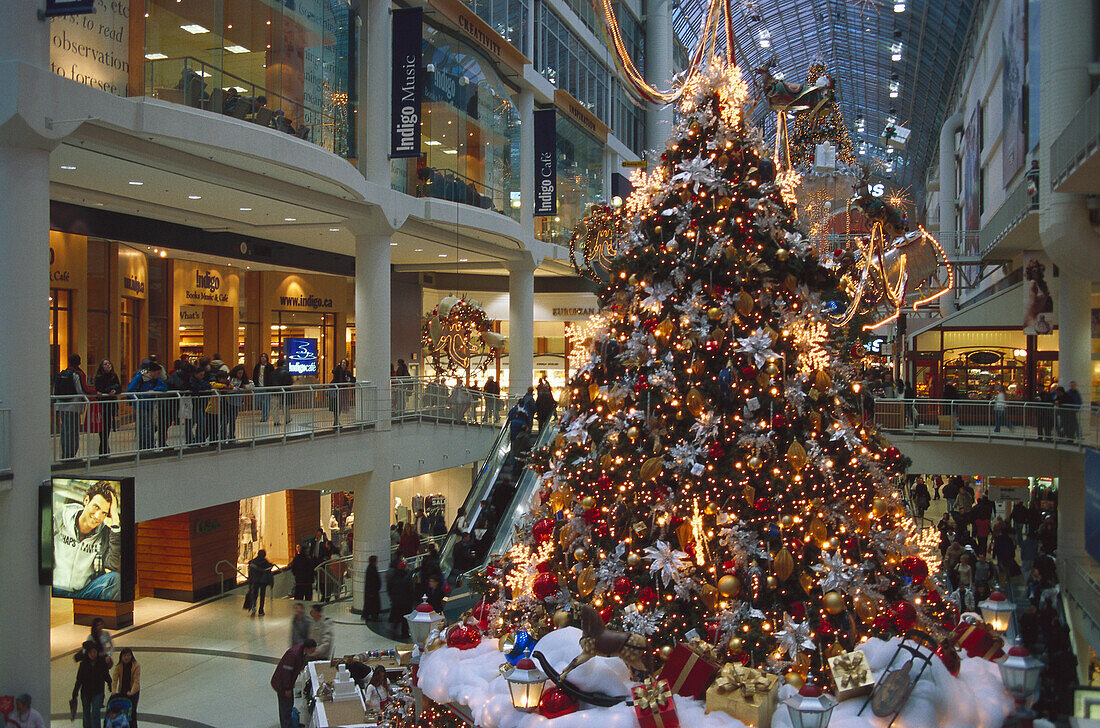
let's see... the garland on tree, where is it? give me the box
[474,59,951,692]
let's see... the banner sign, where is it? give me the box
[533,108,557,216]
[44,0,95,17]
[391,7,423,158]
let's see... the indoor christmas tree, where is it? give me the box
[476,59,953,691]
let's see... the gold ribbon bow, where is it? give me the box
[632,678,672,712]
[832,653,869,688]
[714,664,770,703]
[688,639,719,663]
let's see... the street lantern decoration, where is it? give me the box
[405,596,445,647]
[998,641,1043,704]
[422,296,506,378]
[783,684,837,728]
[979,591,1015,634]
[503,657,548,712]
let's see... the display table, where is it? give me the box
[306,661,372,728]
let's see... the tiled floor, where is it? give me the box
[50,578,399,728]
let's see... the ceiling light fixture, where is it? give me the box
[188,194,202,199]
[424,140,442,146]
[390,242,398,246]
[329,228,340,232]
[60,164,77,170]
[239,207,252,211]
[891,43,903,61]
[442,149,458,155]
[414,248,424,252]
[224,45,250,54]
[889,81,900,98]
[894,1,906,11]
[144,52,168,60]
[459,258,468,262]
[180,23,210,33]
[128,180,143,186]
[284,217,297,222]
[757,29,771,48]
[438,254,448,258]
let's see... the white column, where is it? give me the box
[362,0,392,186]
[351,223,394,606]
[1059,273,1092,413]
[937,111,963,315]
[518,90,535,233]
[507,256,536,397]
[644,0,673,152]
[0,0,52,707]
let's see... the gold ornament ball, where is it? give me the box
[658,645,674,660]
[704,502,718,515]
[553,610,572,628]
[727,637,744,653]
[765,362,780,375]
[573,547,588,562]
[747,456,763,471]
[626,552,642,567]
[718,574,741,597]
[775,248,789,262]
[627,426,640,439]
[823,591,846,615]
[581,496,596,510]
[666,240,679,253]
[628,274,639,286]
[784,672,806,689]
[653,225,663,237]
[779,514,794,529]
[707,306,722,321]
[766,575,779,589]
[872,498,888,517]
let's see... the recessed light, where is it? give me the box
[284,217,297,222]
[60,164,76,170]
[128,180,143,186]
[224,45,250,54]
[159,250,167,257]
[442,149,458,155]
[424,140,442,146]
[239,207,252,211]
[188,194,202,200]
[438,254,448,258]
[390,242,398,246]
[414,248,424,252]
[329,228,340,232]
[180,23,210,33]
[144,52,168,60]
[459,258,468,262]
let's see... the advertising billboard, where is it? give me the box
[285,338,319,376]
[45,477,135,602]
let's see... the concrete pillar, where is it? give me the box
[0,0,53,707]
[362,0,392,186]
[937,111,963,315]
[518,90,535,233]
[351,220,394,606]
[1059,273,1092,413]
[644,0,673,152]
[507,256,536,396]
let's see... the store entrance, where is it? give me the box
[50,288,73,374]
[270,311,337,382]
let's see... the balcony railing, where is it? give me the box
[1051,83,1100,189]
[978,179,1038,257]
[0,407,10,477]
[872,397,1099,449]
[415,167,514,219]
[50,378,509,469]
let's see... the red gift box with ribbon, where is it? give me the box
[658,642,720,700]
[951,617,1005,660]
[632,678,680,728]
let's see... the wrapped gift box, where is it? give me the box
[658,642,720,699]
[951,620,1004,660]
[704,663,779,728]
[632,678,680,728]
[827,650,874,701]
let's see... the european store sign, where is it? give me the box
[391,7,423,158]
[533,109,556,217]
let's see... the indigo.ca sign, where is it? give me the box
[391,7,423,158]
[533,109,556,216]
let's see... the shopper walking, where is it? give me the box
[399,522,420,559]
[308,528,332,601]
[289,544,314,600]
[271,639,316,728]
[308,604,335,660]
[992,384,1011,432]
[362,554,381,622]
[111,647,141,728]
[93,360,122,456]
[55,354,98,460]
[535,376,557,432]
[246,549,277,617]
[72,641,111,728]
[290,602,311,646]
[1064,381,1083,440]
[483,376,501,423]
[87,617,116,666]
[253,353,275,422]
[387,560,414,639]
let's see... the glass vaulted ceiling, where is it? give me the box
[671,0,979,192]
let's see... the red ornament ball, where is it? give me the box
[708,442,726,459]
[753,497,770,512]
[772,414,787,429]
[925,588,942,605]
[597,475,611,490]
[598,606,613,624]
[535,561,551,574]
[613,576,633,597]
[532,572,559,600]
[538,687,578,719]
[638,587,658,607]
[871,614,892,632]
[532,518,555,543]
[447,623,482,650]
[788,601,806,621]
[722,560,736,573]
[583,508,601,524]
[901,556,929,582]
[890,600,918,629]
[816,619,834,636]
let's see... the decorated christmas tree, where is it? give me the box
[477,59,954,690]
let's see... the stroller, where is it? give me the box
[104,694,135,727]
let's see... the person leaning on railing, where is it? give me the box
[126,362,168,451]
[54,353,98,460]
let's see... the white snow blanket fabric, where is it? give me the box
[418,627,1014,728]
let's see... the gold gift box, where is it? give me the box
[704,664,779,728]
[827,651,874,701]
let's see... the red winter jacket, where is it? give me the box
[270,643,310,693]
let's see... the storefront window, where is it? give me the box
[270,311,337,382]
[50,289,73,375]
[141,0,357,157]
[535,115,604,245]
[462,0,529,55]
[393,24,521,219]
[536,7,610,123]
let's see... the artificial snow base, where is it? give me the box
[417,627,1014,728]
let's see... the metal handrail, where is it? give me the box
[214,559,249,595]
[1051,83,1100,189]
[872,397,1099,449]
[314,553,354,602]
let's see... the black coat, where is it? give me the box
[253,362,276,387]
[362,565,381,615]
[72,656,111,700]
[290,553,314,585]
[386,567,414,617]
